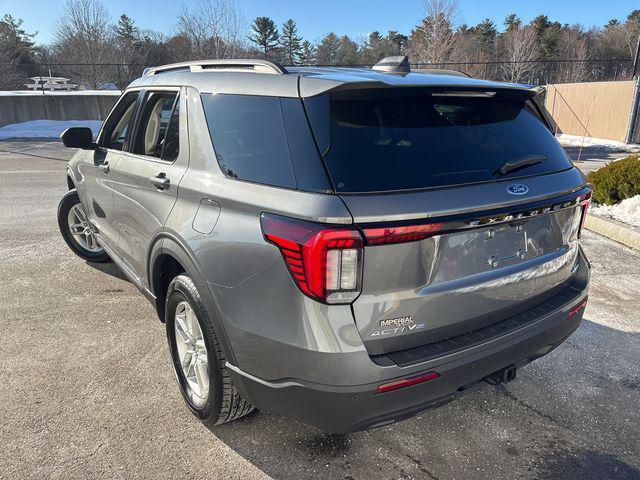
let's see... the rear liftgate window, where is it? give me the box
[305,88,573,193]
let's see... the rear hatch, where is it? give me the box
[304,86,589,355]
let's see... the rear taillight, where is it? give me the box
[260,213,363,304]
[578,191,591,237]
[362,223,444,245]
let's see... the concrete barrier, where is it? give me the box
[585,213,640,251]
[0,93,120,127]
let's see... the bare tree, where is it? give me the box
[554,26,591,83]
[409,0,459,64]
[176,0,245,59]
[0,40,23,89]
[53,0,117,87]
[500,25,540,83]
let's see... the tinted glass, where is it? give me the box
[201,94,296,189]
[307,88,572,193]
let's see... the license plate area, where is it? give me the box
[484,224,527,268]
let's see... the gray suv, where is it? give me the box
[57,57,591,433]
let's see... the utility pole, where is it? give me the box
[633,34,640,79]
[625,35,640,143]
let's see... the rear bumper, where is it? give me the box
[227,248,590,433]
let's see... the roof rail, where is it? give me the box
[372,55,411,73]
[143,59,288,77]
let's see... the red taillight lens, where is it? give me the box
[376,371,440,394]
[578,191,592,237]
[568,299,587,319]
[362,223,444,245]
[261,213,363,304]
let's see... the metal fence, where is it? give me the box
[4,58,635,91]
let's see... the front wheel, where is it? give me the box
[57,190,110,263]
[165,275,254,426]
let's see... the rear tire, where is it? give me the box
[165,274,254,426]
[57,189,110,263]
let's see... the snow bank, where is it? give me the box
[0,90,121,96]
[556,134,640,153]
[591,195,640,229]
[0,120,103,139]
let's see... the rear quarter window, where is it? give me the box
[201,94,296,189]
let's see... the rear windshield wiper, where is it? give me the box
[495,155,547,176]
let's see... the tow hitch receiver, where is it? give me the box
[486,365,517,385]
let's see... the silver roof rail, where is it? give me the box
[143,59,288,76]
[372,55,411,73]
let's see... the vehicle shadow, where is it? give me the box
[563,145,629,164]
[85,260,130,283]
[207,318,640,480]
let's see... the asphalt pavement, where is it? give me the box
[1,140,639,480]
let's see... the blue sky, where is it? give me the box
[5,0,638,44]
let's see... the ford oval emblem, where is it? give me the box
[507,184,529,195]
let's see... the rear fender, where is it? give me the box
[148,234,237,365]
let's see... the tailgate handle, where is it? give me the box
[151,172,170,190]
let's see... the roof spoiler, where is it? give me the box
[372,55,411,74]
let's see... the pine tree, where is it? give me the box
[0,14,36,63]
[504,14,522,32]
[316,33,341,65]
[114,14,139,50]
[299,40,316,65]
[279,19,303,65]
[249,17,279,58]
[474,18,498,57]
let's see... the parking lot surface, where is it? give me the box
[1,140,639,480]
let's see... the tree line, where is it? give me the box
[0,0,639,89]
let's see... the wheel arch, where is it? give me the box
[148,233,237,365]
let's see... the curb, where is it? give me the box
[585,213,640,251]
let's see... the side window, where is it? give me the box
[101,92,139,151]
[200,94,296,189]
[161,99,180,162]
[131,92,179,159]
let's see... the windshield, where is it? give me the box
[305,88,572,193]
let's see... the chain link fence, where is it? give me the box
[4,58,635,91]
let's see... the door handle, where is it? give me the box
[151,172,170,190]
[97,161,109,173]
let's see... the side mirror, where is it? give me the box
[60,127,96,150]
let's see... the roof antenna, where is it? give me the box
[372,55,411,73]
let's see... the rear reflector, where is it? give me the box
[362,223,444,246]
[568,299,587,319]
[376,371,440,394]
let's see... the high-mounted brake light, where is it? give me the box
[362,223,444,245]
[260,213,363,304]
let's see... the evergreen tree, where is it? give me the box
[299,40,316,65]
[474,18,498,57]
[504,14,522,32]
[0,14,37,64]
[249,16,279,58]
[337,35,359,65]
[114,14,139,50]
[279,19,302,65]
[316,33,341,65]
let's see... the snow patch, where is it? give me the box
[0,120,102,139]
[557,134,640,153]
[591,195,640,229]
